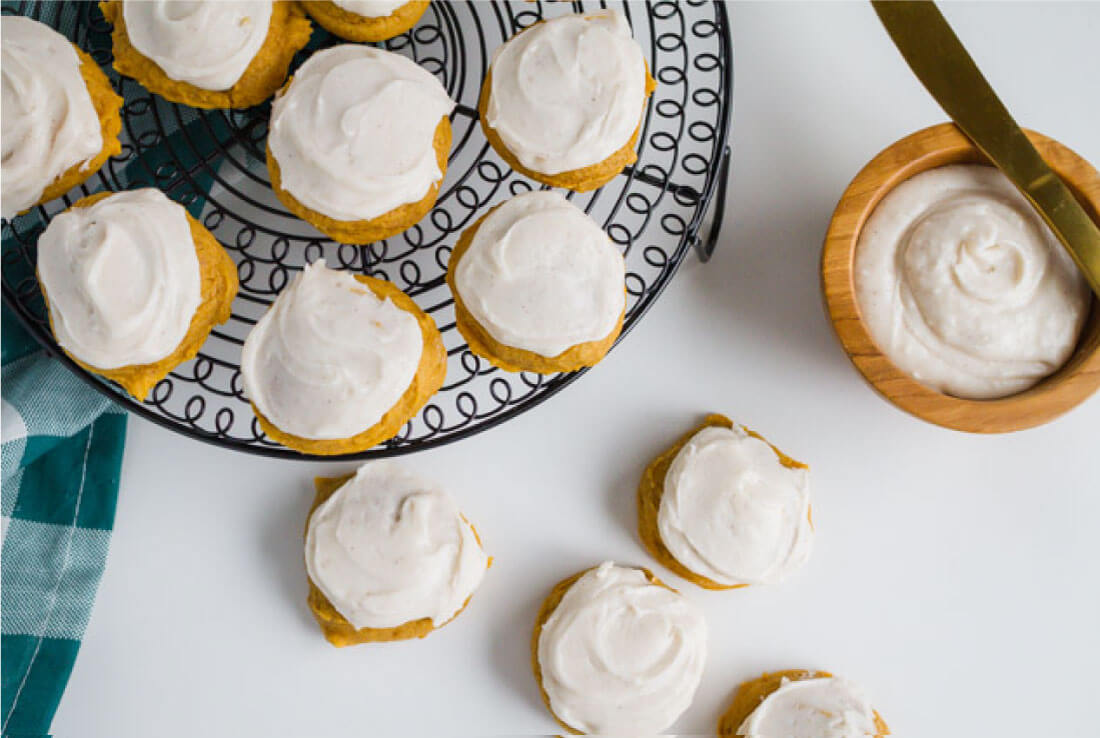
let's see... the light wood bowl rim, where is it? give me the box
[821,122,1100,433]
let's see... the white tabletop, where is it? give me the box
[53,3,1100,736]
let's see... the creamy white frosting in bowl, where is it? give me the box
[823,124,1100,432]
[1,17,104,219]
[120,0,273,91]
[855,164,1090,400]
[452,190,625,358]
[737,676,881,738]
[305,460,489,630]
[536,562,707,734]
[485,9,650,174]
[36,189,202,370]
[240,260,424,440]
[658,424,813,587]
[268,44,454,222]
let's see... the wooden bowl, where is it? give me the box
[821,123,1100,433]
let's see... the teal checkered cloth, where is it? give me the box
[1,305,127,736]
[0,2,270,730]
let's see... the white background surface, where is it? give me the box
[52,3,1100,736]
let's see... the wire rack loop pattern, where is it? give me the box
[1,0,734,460]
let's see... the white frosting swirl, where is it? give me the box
[268,45,454,222]
[121,1,272,91]
[331,0,407,18]
[658,425,813,587]
[36,189,202,370]
[738,677,879,738]
[305,460,489,630]
[241,260,423,440]
[1,17,103,219]
[486,10,649,174]
[537,562,707,734]
[855,164,1090,399]
[454,191,625,357]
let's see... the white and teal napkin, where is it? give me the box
[1,306,127,735]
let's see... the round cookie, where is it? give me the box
[302,1,429,42]
[265,120,451,245]
[717,670,890,737]
[265,45,454,244]
[100,1,312,109]
[304,461,490,647]
[36,190,239,401]
[637,413,813,590]
[446,191,625,374]
[532,562,707,735]
[1,17,122,219]
[241,261,446,456]
[479,10,656,192]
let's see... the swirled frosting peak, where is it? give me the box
[1,17,103,219]
[36,189,202,370]
[332,0,407,17]
[855,164,1090,399]
[121,1,273,91]
[454,191,625,357]
[240,260,424,440]
[487,10,649,174]
[268,45,454,222]
[659,424,813,586]
[305,461,489,630]
[537,562,707,734]
[738,676,880,738]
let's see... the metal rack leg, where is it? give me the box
[693,146,731,262]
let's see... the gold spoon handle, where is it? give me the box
[873,0,1100,299]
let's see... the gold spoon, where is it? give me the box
[873,0,1100,299]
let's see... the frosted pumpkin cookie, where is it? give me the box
[304,461,490,646]
[266,45,454,244]
[638,413,813,590]
[1,17,122,219]
[717,670,890,736]
[446,191,625,374]
[532,561,707,735]
[240,260,445,455]
[302,1,429,42]
[100,1,312,109]
[480,10,657,192]
[36,189,239,401]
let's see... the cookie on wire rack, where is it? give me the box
[479,9,656,192]
[1,16,122,219]
[240,260,446,456]
[266,44,453,244]
[100,1,312,110]
[36,189,238,401]
[446,191,625,374]
[301,0,429,42]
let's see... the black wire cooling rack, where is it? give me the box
[1,1,733,460]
